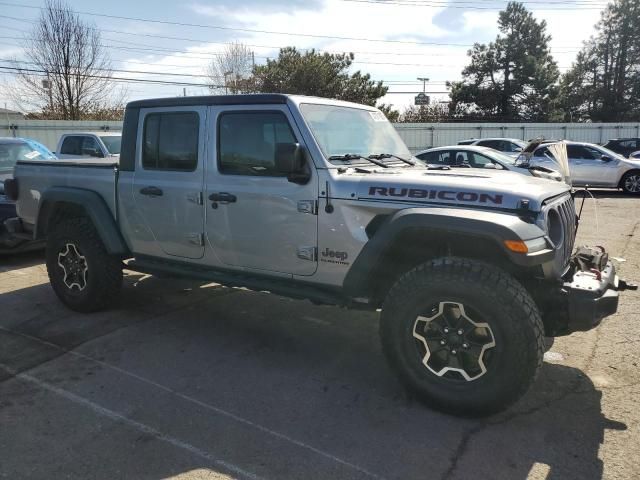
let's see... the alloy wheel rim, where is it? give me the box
[57,243,88,291]
[412,301,496,381]
[624,175,640,193]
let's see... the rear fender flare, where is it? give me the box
[36,187,128,256]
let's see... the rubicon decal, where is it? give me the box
[368,186,503,205]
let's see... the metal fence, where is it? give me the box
[1,120,123,151]
[395,122,640,153]
[3,118,640,154]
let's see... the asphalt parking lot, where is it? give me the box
[1,190,639,480]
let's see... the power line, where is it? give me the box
[0,15,586,54]
[0,1,591,47]
[0,38,575,71]
[0,64,446,94]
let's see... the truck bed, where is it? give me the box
[13,159,119,228]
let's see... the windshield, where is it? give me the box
[100,135,122,155]
[299,103,412,161]
[0,140,55,171]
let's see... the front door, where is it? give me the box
[204,106,318,276]
[567,144,619,186]
[132,107,207,259]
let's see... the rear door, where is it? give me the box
[132,107,207,259]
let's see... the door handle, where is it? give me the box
[140,186,163,197]
[209,192,237,203]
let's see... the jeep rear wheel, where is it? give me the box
[380,257,544,417]
[46,217,122,312]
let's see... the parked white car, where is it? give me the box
[523,141,640,194]
[415,145,563,182]
[457,138,528,157]
[56,132,121,159]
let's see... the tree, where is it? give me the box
[253,47,388,106]
[559,0,640,121]
[449,2,559,121]
[207,42,256,94]
[8,0,121,120]
[378,103,400,122]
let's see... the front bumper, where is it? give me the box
[564,261,619,333]
[542,253,635,337]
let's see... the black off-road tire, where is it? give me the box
[46,217,123,312]
[620,171,640,195]
[380,257,545,417]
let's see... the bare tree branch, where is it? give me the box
[206,42,255,94]
[7,0,125,119]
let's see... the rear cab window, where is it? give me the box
[60,136,83,155]
[142,112,199,171]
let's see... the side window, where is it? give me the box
[535,147,551,157]
[416,151,447,164]
[583,146,602,160]
[218,111,295,176]
[567,145,593,159]
[81,136,101,156]
[469,152,493,167]
[507,142,523,153]
[60,136,82,155]
[478,140,501,150]
[143,112,199,171]
[619,140,635,149]
[452,151,470,166]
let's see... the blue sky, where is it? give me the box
[0,0,605,112]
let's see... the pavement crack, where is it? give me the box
[441,423,486,480]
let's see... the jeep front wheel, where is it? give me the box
[380,257,544,416]
[46,217,123,312]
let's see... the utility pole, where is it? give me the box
[224,70,233,94]
[417,77,429,93]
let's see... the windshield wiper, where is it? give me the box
[328,153,389,168]
[369,153,416,166]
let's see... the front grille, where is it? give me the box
[544,194,577,269]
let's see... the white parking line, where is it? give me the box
[0,326,384,480]
[0,363,262,480]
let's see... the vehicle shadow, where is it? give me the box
[0,272,628,480]
[0,250,45,273]
[576,188,631,200]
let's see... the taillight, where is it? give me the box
[4,178,18,201]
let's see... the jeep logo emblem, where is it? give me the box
[321,248,348,261]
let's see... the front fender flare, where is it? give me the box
[36,187,128,255]
[343,207,551,297]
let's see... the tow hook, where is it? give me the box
[617,279,638,291]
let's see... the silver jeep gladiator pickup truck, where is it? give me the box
[3,94,631,416]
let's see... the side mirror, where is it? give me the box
[275,143,310,184]
[483,163,497,169]
[601,155,612,162]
